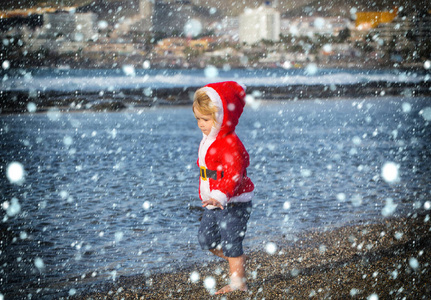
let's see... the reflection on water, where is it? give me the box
[1,96,430,296]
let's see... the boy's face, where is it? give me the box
[194,108,214,136]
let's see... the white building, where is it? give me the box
[239,5,280,44]
[139,0,152,19]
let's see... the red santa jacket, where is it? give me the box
[197,81,254,209]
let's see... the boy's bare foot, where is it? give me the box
[215,284,248,295]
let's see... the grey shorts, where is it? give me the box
[198,202,252,257]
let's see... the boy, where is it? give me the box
[193,81,254,294]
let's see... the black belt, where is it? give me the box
[200,166,224,181]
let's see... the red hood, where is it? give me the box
[204,81,246,137]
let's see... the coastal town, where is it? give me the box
[1,0,430,70]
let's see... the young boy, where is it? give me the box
[193,81,254,294]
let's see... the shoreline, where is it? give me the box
[54,213,431,299]
[1,80,431,115]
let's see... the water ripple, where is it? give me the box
[0,97,430,296]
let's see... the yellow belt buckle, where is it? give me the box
[200,166,207,181]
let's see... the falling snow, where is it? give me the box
[0,0,430,298]
[265,242,277,255]
[190,271,200,283]
[6,162,25,185]
[381,162,400,183]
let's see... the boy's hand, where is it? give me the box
[202,198,224,210]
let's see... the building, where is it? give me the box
[366,10,431,61]
[153,1,196,35]
[41,11,97,42]
[282,16,352,38]
[410,10,431,58]
[239,5,280,44]
[139,0,153,20]
[355,8,398,31]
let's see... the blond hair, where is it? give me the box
[193,88,218,122]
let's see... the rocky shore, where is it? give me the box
[1,80,431,114]
[71,213,431,300]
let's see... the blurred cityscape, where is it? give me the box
[1,0,431,70]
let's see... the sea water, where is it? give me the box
[1,67,428,92]
[1,94,431,296]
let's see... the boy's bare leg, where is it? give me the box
[209,248,228,260]
[215,254,247,294]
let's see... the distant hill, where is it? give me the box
[1,0,429,17]
[0,0,91,10]
[205,0,430,17]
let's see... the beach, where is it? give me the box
[74,213,431,299]
[1,70,430,299]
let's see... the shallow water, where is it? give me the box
[1,96,430,296]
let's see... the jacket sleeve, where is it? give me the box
[209,137,249,206]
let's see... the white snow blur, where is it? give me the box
[115,231,124,243]
[336,193,346,202]
[305,63,318,75]
[184,19,202,37]
[122,65,136,77]
[351,194,362,207]
[402,102,412,113]
[367,293,379,300]
[265,242,277,255]
[34,257,45,270]
[283,201,291,210]
[63,136,73,147]
[382,198,397,217]
[142,201,151,210]
[313,17,325,29]
[204,65,219,78]
[381,162,400,183]
[2,60,10,70]
[3,197,21,217]
[142,60,151,69]
[47,107,62,121]
[419,107,431,121]
[6,162,25,185]
[190,271,200,283]
[27,102,37,113]
[203,276,216,293]
[97,20,108,30]
[245,92,262,110]
[408,257,419,270]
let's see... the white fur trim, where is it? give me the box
[230,191,254,203]
[209,190,228,207]
[199,135,215,168]
[201,87,224,127]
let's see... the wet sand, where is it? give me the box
[76,213,431,299]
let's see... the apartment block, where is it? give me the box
[239,5,280,44]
